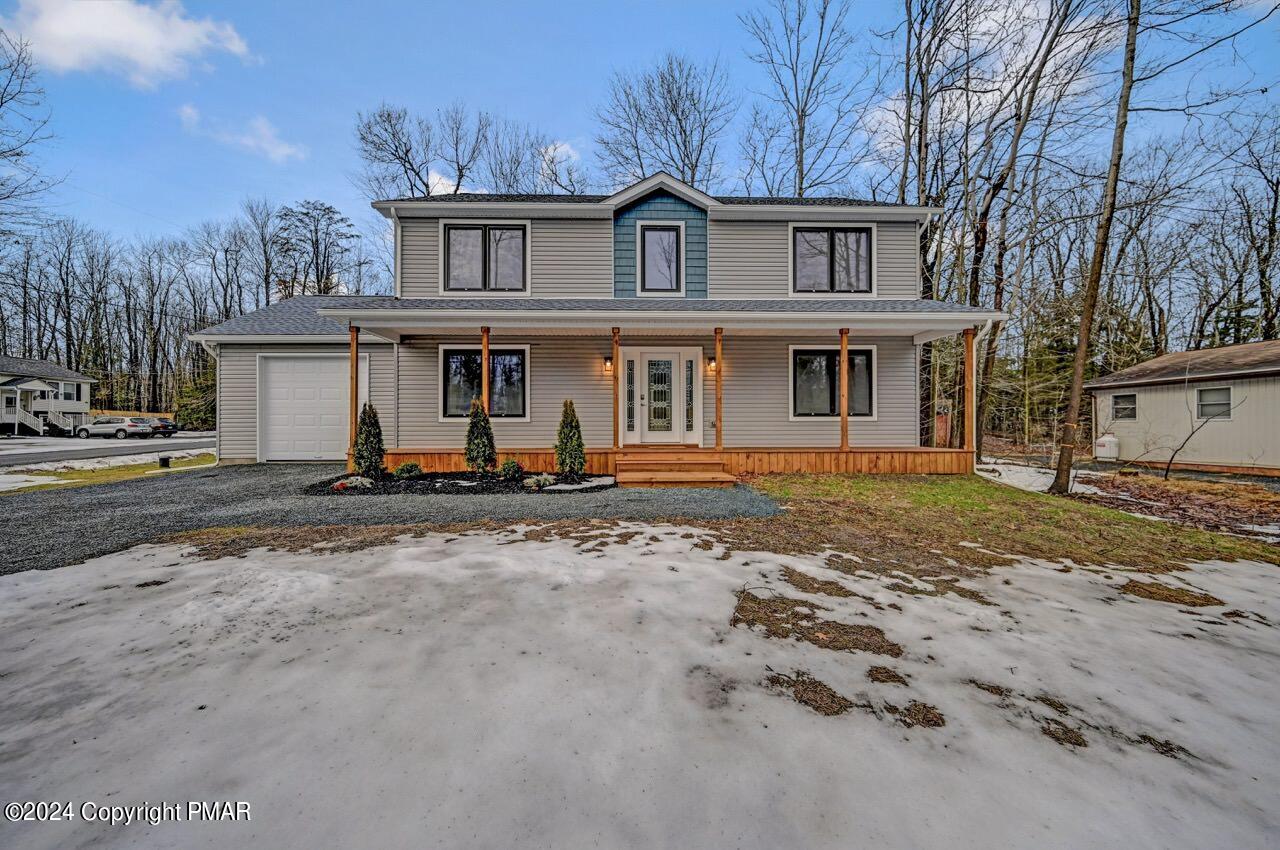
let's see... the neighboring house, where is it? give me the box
[0,355,96,436]
[1085,339,1280,476]
[191,173,1003,485]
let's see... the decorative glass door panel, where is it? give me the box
[640,353,681,443]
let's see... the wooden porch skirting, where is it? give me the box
[383,447,974,476]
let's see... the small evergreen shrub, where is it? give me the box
[498,458,524,480]
[464,399,497,473]
[555,399,586,480]
[352,403,385,479]
[393,461,422,479]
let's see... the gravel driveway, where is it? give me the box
[3,464,779,574]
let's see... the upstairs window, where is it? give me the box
[444,224,526,292]
[639,224,682,294]
[793,227,872,294]
[62,382,76,402]
[1111,393,1136,420]
[791,348,873,417]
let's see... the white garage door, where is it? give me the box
[260,355,367,461]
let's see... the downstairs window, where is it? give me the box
[791,348,873,417]
[441,348,528,418]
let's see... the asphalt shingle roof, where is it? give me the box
[0,355,96,383]
[378,191,911,207]
[193,295,995,337]
[1085,340,1280,389]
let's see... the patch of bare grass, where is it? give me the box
[1079,472,1280,536]
[1119,580,1224,607]
[898,701,946,728]
[867,666,908,685]
[766,670,855,716]
[1042,718,1088,748]
[728,474,1278,573]
[730,590,903,657]
[781,566,856,597]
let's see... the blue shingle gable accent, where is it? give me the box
[613,190,707,298]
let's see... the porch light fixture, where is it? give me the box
[603,356,614,376]
[707,356,717,373]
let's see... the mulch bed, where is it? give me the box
[305,471,616,497]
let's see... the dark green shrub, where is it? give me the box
[352,402,385,479]
[498,458,524,480]
[555,399,586,480]
[464,399,497,473]
[393,461,422,479]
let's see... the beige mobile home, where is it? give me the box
[1086,340,1280,476]
[191,173,1004,486]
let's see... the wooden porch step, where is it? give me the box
[616,470,738,489]
[616,457,726,473]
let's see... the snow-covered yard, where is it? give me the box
[1,524,1277,849]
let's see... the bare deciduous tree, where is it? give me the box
[595,53,736,190]
[740,0,878,196]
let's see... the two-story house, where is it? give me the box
[0,355,96,436]
[191,173,1003,485]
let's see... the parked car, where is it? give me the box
[147,417,178,437]
[75,416,154,439]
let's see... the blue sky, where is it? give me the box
[3,0,1277,238]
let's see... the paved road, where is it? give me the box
[0,435,215,467]
[2,464,779,574]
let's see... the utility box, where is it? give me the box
[1094,433,1119,462]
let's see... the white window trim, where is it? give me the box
[616,345,704,447]
[437,343,532,423]
[1111,392,1137,420]
[787,343,878,422]
[254,353,369,463]
[437,219,533,297]
[787,221,878,299]
[634,220,686,297]
[1194,385,1232,421]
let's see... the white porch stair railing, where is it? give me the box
[15,407,43,433]
[45,410,73,432]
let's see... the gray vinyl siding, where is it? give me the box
[721,336,919,447]
[707,219,921,299]
[391,334,918,450]
[215,343,396,461]
[397,336,615,447]
[399,218,613,298]
[1094,377,1280,469]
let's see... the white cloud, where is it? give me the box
[178,106,306,164]
[225,116,306,164]
[3,0,248,88]
[177,102,200,131]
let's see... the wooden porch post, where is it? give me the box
[839,328,850,451]
[963,327,976,468]
[348,325,359,470]
[714,327,723,450]
[480,325,490,413]
[611,327,621,449]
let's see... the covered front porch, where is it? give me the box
[318,299,993,485]
[1,378,64,436]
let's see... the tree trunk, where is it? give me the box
[1049,0,1140,494]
